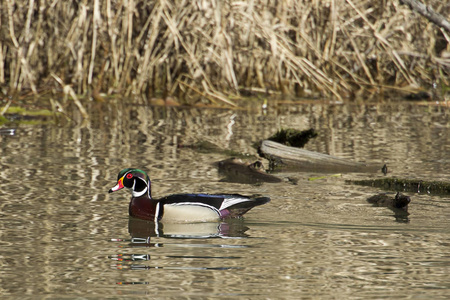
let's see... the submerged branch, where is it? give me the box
[349,177,450,195]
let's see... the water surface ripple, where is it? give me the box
[0,101,449,298]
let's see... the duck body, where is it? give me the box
[109,168,270,222]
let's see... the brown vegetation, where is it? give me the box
[1,0,449,108]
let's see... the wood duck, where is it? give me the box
[108,168,271,222]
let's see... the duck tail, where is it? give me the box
[253,196,271,206]
[225,196,271,218]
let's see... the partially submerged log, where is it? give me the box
[258,140,379,172]
[217,158,282,184]
[349,178,450,195]
[367,192,411,213]
[366,192,411,223]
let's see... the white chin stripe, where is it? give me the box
[132,187,148,198]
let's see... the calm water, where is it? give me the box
[0,100,449,299]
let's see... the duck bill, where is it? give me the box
[109,176,124,193]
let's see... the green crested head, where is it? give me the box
[109,168,152,198]
[117,168,149,182]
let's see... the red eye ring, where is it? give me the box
[126,173,133,179]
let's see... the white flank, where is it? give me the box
[219,197,252,210]
[163,203,220,223]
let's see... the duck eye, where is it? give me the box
[126,173,133,179]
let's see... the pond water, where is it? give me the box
[0,99,449,298]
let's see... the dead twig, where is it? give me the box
[400,0,450,33]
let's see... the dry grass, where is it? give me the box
[0,0,449,108]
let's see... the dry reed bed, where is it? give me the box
[0,0,449,108]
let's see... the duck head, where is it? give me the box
[109,168,152,198]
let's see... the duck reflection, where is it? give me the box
[128,217,250,239]
[109,218,248,276]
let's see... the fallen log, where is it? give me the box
[258,140,379,173]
